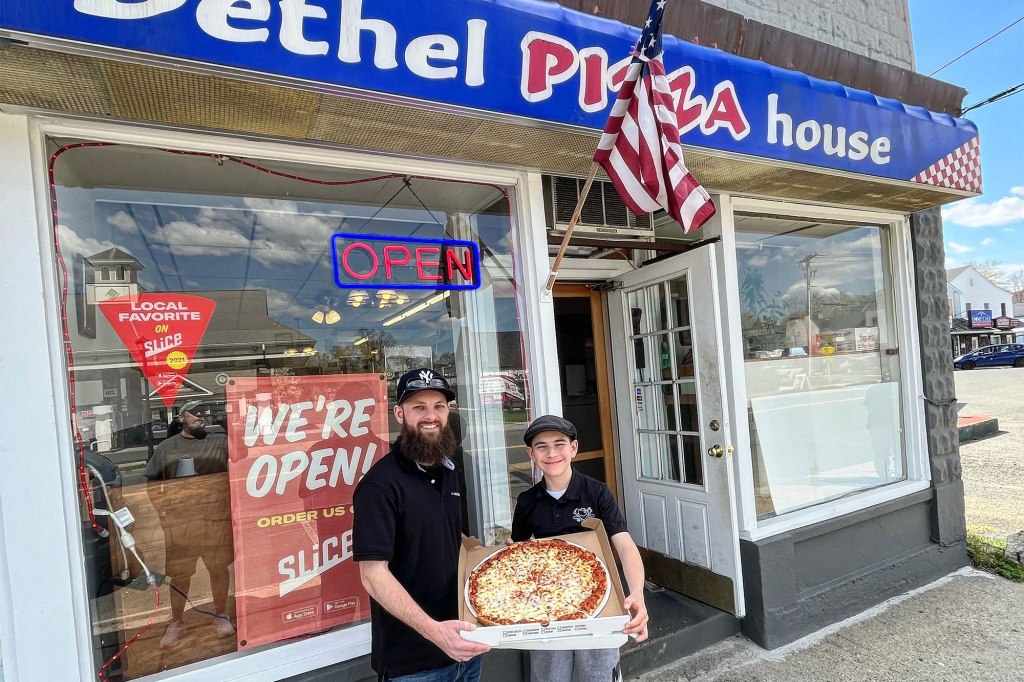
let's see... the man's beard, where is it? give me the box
[182,423,207,439]
[401,420,456,467]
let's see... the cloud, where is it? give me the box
[941,187,1024,228]
[107,210,139,233]
[946,241,973,254]
[146,201,348,267]
[56,224,127,259]
[981,238,996,247]
[748,254,769,267]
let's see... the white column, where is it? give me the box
[0,113,93,680]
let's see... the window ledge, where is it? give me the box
[739,479,932,542]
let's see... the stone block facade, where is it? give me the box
[700,0,914,69]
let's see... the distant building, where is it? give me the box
[947,266,1021,355]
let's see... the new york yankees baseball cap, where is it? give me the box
[395,368,456,405]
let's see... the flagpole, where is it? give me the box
[543,162,600,293]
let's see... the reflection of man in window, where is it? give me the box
[145,400,234,648]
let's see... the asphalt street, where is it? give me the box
[954,365,1024,539]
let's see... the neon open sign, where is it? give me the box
[331,233,482,290]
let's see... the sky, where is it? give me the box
[907,1,1024,281]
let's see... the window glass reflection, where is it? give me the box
[53,141,525,679]
[735,214,904,519]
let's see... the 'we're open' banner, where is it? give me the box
[226,374,387,648]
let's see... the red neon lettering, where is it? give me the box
[342,243,379,281]
[416,247,442,281]
[702,84,749,137]
[383,245,412,279]
[445,248,474,282]
[524,38,576,96]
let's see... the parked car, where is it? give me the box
[953,343,1024,370]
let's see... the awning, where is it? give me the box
[0,0,980,209]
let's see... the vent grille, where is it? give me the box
[550,176,654,238]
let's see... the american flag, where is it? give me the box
[594,0,715,233]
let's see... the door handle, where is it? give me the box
[708,444,723,458]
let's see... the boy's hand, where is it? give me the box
[623,595,649,642]
[504,538,515,546]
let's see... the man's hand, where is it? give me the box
[623,595,649,642]
[427,620,491,661]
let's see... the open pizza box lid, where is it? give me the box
[458,518,630,649]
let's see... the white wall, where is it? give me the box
[949,267,1014,318]
[701,0,914,69]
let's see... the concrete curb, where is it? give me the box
[958,415,999,442]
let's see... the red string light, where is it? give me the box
[50,141,113,538]
[96,583,160,682]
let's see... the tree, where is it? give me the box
[1009,270,1024,304]
[966,259,1010,287]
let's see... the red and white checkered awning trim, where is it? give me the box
[911,137,981,194]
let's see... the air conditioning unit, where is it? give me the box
[546,175,656,239]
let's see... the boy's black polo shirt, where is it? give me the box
[353,442,463,678]
[511,470,627,541]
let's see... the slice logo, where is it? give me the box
[98,293,216,407]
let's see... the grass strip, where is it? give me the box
[966,531,1024,582]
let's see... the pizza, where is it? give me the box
[466,538,609,626]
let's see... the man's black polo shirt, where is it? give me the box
[353,441,463,678]
[511,470,627,541]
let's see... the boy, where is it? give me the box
[511,415,649,682]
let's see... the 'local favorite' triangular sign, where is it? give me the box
[98,293,217,407]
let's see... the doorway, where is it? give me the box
[552,285,617,491]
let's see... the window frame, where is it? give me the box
[11,115,553,682]
[719,196,930,542]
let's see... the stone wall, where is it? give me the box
[911,207,966,545]
[699,0,914,69]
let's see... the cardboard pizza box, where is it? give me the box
[458,518,630,650]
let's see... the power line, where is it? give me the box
[961,82,1024,114]
[926,15,1024,77]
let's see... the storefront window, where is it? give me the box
[51,140,527,679]
[735,213,905,519]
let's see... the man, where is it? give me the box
[354,369,490,681]
[145,400,234,648]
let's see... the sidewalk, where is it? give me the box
[636,568,1023,682]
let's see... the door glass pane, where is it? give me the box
[634,383,668,431]
[632,333,654,383]
[678,382,698,432]
[638,430,662,479]
[680,434,703,485]
[628,289,649,333]
[653,283,670,331]
[656,332,674,381]
[668,275,691,327]
[675,329,694,378]
[554,297,602,453]
[638,432,680,482]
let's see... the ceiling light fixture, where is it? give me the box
[347,289,370,308]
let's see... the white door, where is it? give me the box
[608,244,743,615]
